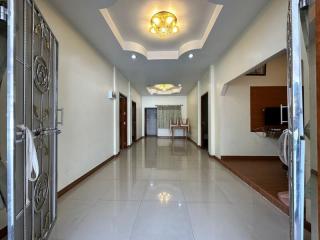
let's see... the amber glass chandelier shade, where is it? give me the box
[150,11,179,36]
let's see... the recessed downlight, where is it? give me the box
[188,53,194,59]
[131,54,136,60]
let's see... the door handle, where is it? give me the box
[57,108,64,126]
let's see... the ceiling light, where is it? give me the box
[152,17,161,25]
[131,54,136,60]
[188,53,194,59]
[146,83,182,95]
[150,11,179,37]
[172,26,179,33]
[158,192,171,204]
[166,16,174,24]
[150,27,156,34]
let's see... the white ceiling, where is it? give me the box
[48,0,270,95]
[100,0,222,59]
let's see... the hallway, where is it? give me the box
[49,138,289,240]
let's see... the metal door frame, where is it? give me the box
[7,0,15,238]
[6,0,59,239]
[288,0,306,239]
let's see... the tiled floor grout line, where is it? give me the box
[127,179,149,240]
[180,179,197,240]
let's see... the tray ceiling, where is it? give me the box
[100,0,223,60]
[47,0,270,95]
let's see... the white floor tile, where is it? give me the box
[143,180,185,202]
[130,201,194,240]
[48,138,289,240]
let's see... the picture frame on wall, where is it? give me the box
[246,64,267,76]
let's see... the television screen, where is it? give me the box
[264,107,287,126]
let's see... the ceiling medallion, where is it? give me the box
[147,83,182,95]
[150,11,179,37]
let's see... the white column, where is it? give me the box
[127,81,131,146]
[113,66,119,154]
[197,81,201,146]
[208,65,216,156]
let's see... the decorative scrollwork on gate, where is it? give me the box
[34,56,50,93]
[34,19,50,49]
[33,105,49,125]
[34,173,49,212]
[42,212,50,235]
[35,136,49,156]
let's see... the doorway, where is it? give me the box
[119,93,127,149]
[145,108,157,136]
[132,101,137,142]
[201,93,209,150]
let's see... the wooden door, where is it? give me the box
[119,94,127,149]
[132,101,137,142]
[201,93,209,150]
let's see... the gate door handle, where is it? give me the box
[57,108,64,126]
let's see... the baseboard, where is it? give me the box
[210,155,289,215]
[187,137,201,148]
[1,138,144,237]
[58,136,144,197]
[208,154,220,160]
[58,152,120,198]
[157,136,187,139]
[213,155,313,232]
[221,156,280,161]
[136,136,144,142]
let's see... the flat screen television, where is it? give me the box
[264,107,288,126]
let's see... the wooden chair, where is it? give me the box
[180,118,190,133]
[170,119,179,129]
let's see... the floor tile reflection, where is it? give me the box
[49,138,289,240]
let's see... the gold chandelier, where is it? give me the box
[146,83,182,95]
[150,11,179,36]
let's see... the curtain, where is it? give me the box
[157,105,182,128]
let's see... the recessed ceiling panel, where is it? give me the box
[100,0,223,60]
[48,0,270,95]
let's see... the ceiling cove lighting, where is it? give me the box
[146,83,182,95]
[150,11,179,37]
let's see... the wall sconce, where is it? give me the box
[106,90,116,100]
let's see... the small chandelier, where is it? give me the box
[146,83,182,95]
[150,11,179,37]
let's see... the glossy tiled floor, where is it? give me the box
[49,138,289,240]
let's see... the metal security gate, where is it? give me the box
[287,0,306,239]
[6,0,59,239]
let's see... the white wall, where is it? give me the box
[37,0,115,191]
[187,84,198,144]
[142,96,187,137]
[215,0,288,89]
[218,53,287,156]
[37,1,141,191]
[211,0,288,157]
